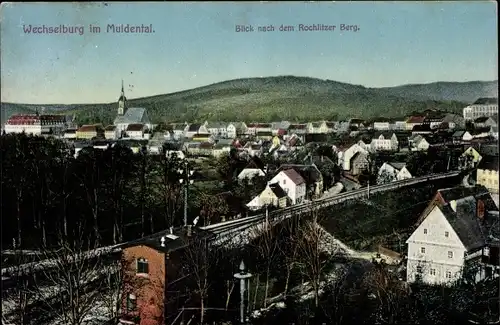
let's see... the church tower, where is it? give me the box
[117,80,127,115]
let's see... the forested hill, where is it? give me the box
[1,76,497,125]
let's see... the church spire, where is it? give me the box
[117,80,127,116]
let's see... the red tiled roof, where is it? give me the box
[406,116,426,123]
[282,168,305,185]
[78,125,97,132]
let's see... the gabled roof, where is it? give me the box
[474,116,491,123]
[126,123,144,131]
[281,168,306,185]
[437,185,496,210]
[452,130,467,137]
[271,121,291,130]
[439,198,499,251]
[268,183,287,198]
[276,164,322,184]
[114,107,147,125]
[188,124,202,132]
[442,113,464,124]
[387,162,406,170]
[244,156,265,171]
[406,116,426,124]
[477,155,499,171]
[78,125,100,132]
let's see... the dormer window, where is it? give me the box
[137,258,149,274]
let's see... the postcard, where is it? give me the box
[0,2,498,325]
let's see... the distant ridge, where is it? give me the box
[2,76,497,125]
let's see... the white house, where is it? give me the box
[185,123,209,138]
[4,113,67,135]
[237,157,267,181]
[409,135,430,151]
[377,162,413,184]
[268,168,306,204]
[337,143,369,171]
[244,143,263,157]
[125,123,147,139]
[370,132,398,152]
[406,195,500,285]
[463,98,498,120]
[373,121,390,130]
[227,122,247,139]
[206,122,228,138]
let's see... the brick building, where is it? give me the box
[119,226,214,325]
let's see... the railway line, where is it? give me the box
[2,170,462,283]
[202,170,462,241]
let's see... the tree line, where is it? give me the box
[0,133,232,250]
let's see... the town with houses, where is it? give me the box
[2,83,500,325]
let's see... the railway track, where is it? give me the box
[2,170,463,284]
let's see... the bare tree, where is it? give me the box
[32,225,107,325]
[2,249,34,325]
[250,218,279,308]
[362,264,413,324]
[278,216,301,298]
[181,235,217,324]
[100,257,124,324]
[153,153,183,228]
[294,211,337,308]
[320,264,351,325]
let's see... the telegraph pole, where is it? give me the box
[367,179,370,199]
[178,162,194,227]
[234,261,252,324]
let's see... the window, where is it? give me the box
[430,268,436,276]
[416,266,423,273]
[446,271,452,279]
[423,228,428,234]
[283,179,286,185]
[127,294,137,311]
[445,231,449,238]
[420,247,426,254]
[137,258,149,274]
[448,251,453,259]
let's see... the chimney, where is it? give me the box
[160,236,166,247]
[450,200,457,212]
[477,199,485,219]
[187,225,192,237]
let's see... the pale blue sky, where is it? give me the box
[0,2,497,104]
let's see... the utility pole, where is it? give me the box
[178,162,194,227]
[447,155,451,172]
[234,260,252,324]
[367,179,370,199]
